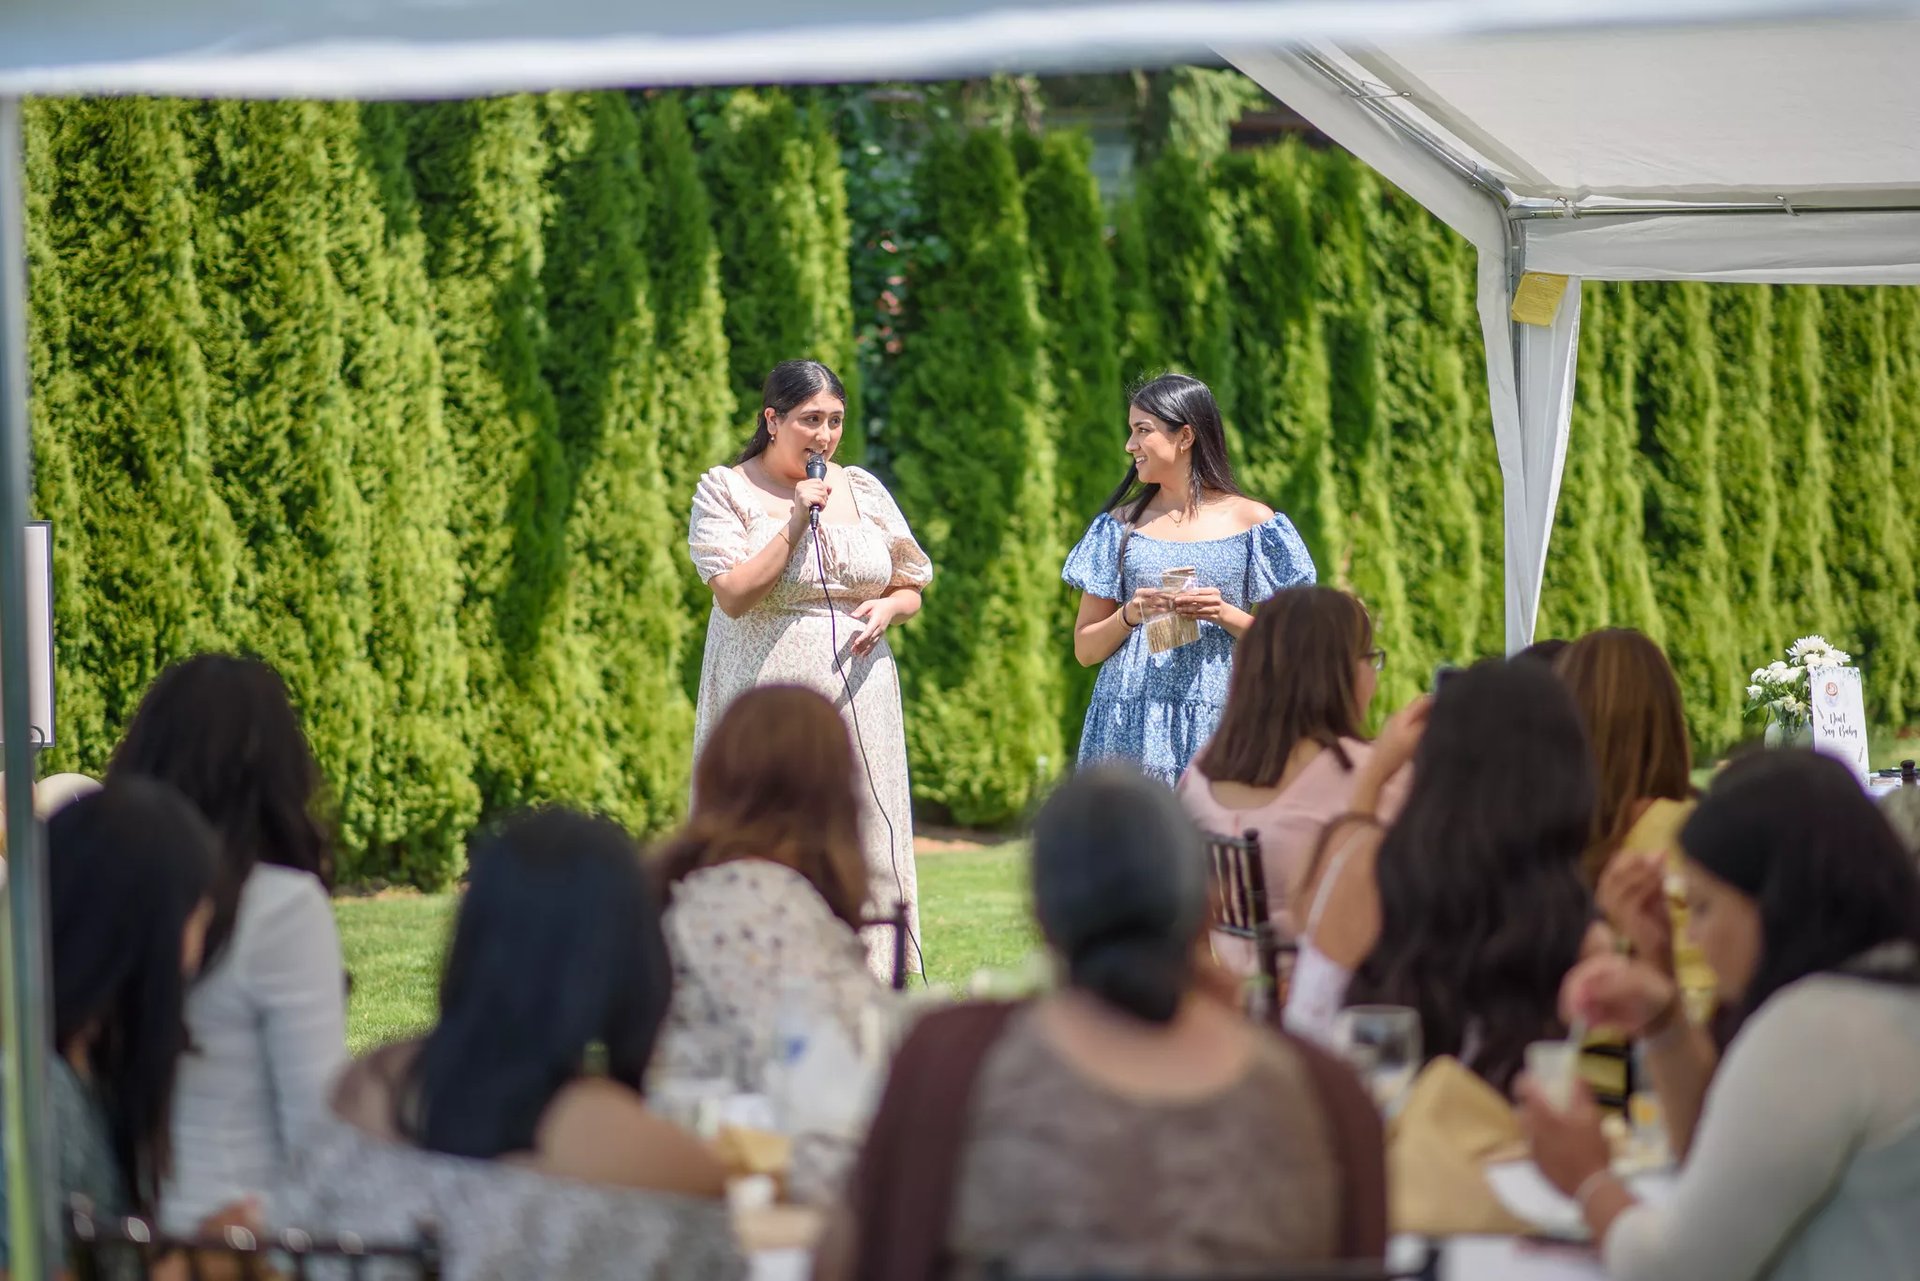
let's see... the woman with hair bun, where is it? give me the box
[816,767,1385,1281]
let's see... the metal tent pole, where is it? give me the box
[0,94,56,1281]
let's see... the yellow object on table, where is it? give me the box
[1387,1057,1533,1236]
[734,1203,824,1253]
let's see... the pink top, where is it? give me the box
[1178,739,1407,941]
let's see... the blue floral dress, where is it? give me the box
[1064,512,1315,786]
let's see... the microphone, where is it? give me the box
[805,451,827,529]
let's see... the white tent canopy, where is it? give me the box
[1227,11,1920,646]
[3,2,1920,1274]
[0,0,1905,97]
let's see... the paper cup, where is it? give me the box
[1526,1041,1579,1112]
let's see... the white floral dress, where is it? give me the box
[688,465,932,976]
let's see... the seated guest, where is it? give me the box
[0,771,101,890]
[1556,628,1695,888]
[0,781,230,1271]
[273,808,739,1280]
[1879,782,1920,867]
[652,685,884,1092]
[1287,659,1601,1091]
[1557,629,1706,1090]
[109,655,349,1234]
[816,767,1385,1281]
[1517,637,1571,666]
[1524,750,1920,1280]
[1177,586,1404,938]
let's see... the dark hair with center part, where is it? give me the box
[1031,765,1208,1024]
[400,808,672,1159]
[1196,586,1373,786]
[735,359,847,464]
[50,780,220,1209]
[1099,372,1244,572]
[1348,658,1597,1091]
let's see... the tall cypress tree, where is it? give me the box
[1823,287,1917,722]
[188,100,382,865]
[539,90,693,834]
[699,89,861,454]
[22,101,109,775]
[25,98,241,757]
[1711,287,1781,668]
[1637,282,1739,748]
[326,102,478,885]
[1215,145,1343,575]
[1374,183,1483,670]
[1109,193,1165,387]
[1130,147,1235,434]
[1770,286,1837,639]
[1887,286,1920,725]
[1588,283,1665,644]
[637,93,737,699]
[1016,129,1121,749]
[889,128,1064,824]
[1316,153,1413,708]
[408,96,608,816]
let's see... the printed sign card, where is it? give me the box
[1809,664,1869,783]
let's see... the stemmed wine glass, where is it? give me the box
[1333,1005,1422,1118]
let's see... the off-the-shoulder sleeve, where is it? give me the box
[1248,513,1317,601]
[848,467,933,590]
[688,468,752,584]
[1062,513,1124,601]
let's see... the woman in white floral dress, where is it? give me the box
[687,360,931,976]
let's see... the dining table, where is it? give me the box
[736,1161,1676,1281]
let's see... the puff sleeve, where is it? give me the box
[688,467,752,584]
[847,467,933,591]
[1247,513,1316,602]
[1062,512,1125,602]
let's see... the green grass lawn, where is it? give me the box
[334,842,1037,1054]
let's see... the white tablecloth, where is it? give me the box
[751,1247,812,1281]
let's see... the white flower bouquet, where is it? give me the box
[1748,635,1853,736]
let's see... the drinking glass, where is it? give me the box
[1334,1005,1422,1117]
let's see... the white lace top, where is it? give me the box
[655,861,883,1090]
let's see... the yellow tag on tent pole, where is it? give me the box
[1509,272,1570,326]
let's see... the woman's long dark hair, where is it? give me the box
[1031,766,1208,1025]
[1684,751,1920,1024]
[734,359,847,465]
[109,654,333,973]
[49,780,219,1208]
[1349,659,1597,1091]
[400,808,672,1160]
[1099,373,1245,570]
[1195,587,1372,787]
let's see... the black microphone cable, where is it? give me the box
[806,494,927,984]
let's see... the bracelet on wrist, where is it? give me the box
[1121,602,1139,628]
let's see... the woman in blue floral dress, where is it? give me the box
[1064,374,1315,786]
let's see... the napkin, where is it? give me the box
[1386,1056,1533,1236]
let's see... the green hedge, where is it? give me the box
[24,97,1920,877]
